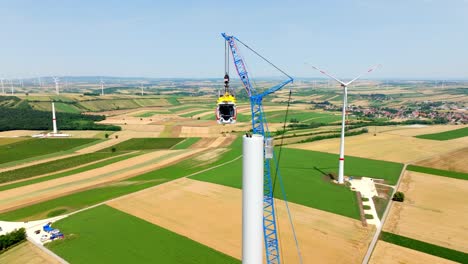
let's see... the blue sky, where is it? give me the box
[1,0,467,79]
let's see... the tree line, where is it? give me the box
[0,228,26,252]
[0,107,121,131]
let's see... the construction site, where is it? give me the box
[1,2,468,264]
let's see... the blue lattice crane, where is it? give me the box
[222,33,293,264]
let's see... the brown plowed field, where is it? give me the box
[108,178,374,264]
[383,171,468,253]
[415,147,468,173]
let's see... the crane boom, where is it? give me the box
[222,33,293,264]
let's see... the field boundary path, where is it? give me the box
[361,163,407,264]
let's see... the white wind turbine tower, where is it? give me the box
[100,78,105,95]
[53,77,60,95]
[140,82,144,96]
[10,79,14,94]
[307,64,380,184]
[1,78,4,94]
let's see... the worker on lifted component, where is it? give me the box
[224,73,230,89]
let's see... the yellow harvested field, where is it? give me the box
[369,241,457,264]
[288,127,468,163]
[382,124,467,137]
[58,130,106,138]
[0,137,28,145]
[0,130,40,137]
[0,241,61,264]
[100,116,154,125]
[415,147,468,173]
[0,149,203,213]
[108,178,374,264]
[384,171,468,253]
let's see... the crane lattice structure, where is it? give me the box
[222,33,293,264]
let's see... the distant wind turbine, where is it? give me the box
[52,77,60,95]
[306,63,381,184]
[0,78,4,94]
[10,79,14,94]
[100,78,105,95]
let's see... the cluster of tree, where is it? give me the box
[83,92,101,96]
[392,191,405,202]
[0,228,26,252]
[346,119,436,130]
[0,107,121,131]
[287,122,325,130]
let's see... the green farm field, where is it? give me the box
[0,138,99,165]
[0,152,139,188]
[110,138,184,151]
[407,165,468,180]
[415,127,468,140]
[171,138,201,149]
[380,232,468,263]
[179,110,210,118]
[0,138,242,221]
[135,110,170,117]
[29,102,82,114]
[0,152,120,184]
[264,110,343,123]
[47,205,239,264]
[191,147,403,220]
[169,104,209,113]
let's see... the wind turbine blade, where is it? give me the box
[345,64,381,86]
[305,63,346,86]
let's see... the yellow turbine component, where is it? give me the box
[217,92,236,104]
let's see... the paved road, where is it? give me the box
[361,163,407,264]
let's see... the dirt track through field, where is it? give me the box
[0,148,204,213]
[288,126,468,163]
[383,171,468,253]
[108,178,374,264]
[369,241,457,264]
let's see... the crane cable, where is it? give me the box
[272,88,303,264]
[235,37,293,80]
[224,40,230,94]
